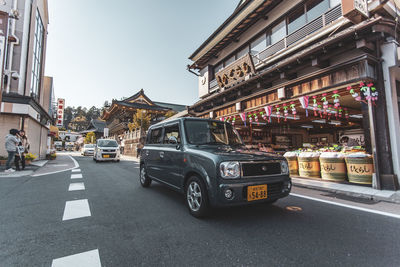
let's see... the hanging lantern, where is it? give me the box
[239,112,247,126]
[312,96,318,116]
[275,105,281,123]
[264,105,273,123]
[299,96,309,117]
[290,101,297,119]
[283,103,289,122]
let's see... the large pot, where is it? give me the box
[345,155,374,184]
[284,152,298,176]
[298,152,321,178]
[319,155,346,182]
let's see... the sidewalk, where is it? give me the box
[292,177,400,204]
[120,154,140,162]
[0,154,77,178]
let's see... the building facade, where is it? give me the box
[188,0,400,190]
[0,0,51,159]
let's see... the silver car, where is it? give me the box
[81,144,95,156]
[93,139,120,162]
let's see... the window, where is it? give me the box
[163,124,181,144]
[307,0,329,22]
[236,46,249,59]
[224,55,235,67]
[271,20,286,44]
[30,10,44,100]
[288,8,306,34]
[250,34,267,55]
[148,128,162,144]
[329,0,341,8]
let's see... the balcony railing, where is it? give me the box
[207,4,343,93]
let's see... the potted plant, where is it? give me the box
[24,153,37,165]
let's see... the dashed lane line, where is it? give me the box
[71,168,81,173]
[51,249,101,267]
[71,173,83,179]
[68,182,85,191]
[62,199,91,221]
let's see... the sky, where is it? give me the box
[45,0,239,109]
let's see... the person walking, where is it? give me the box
[4,129,20,172]
[14,130,30,171]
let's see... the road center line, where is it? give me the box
[290,193,400,219]
[68,182,85,191]
[71,173,83,179]
[51,249,101,267]
[62,199,91,221]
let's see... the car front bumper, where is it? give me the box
[213,175,291,207]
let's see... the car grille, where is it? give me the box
[241,162,281,177]
[103,149,116,153]
[243,182,284,200]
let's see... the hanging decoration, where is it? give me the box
[239,112,246,126]
[338,108,343,118]
[321,93,329,115]
[312,96,318,116]
[290,102,297,119]
[282,103,289,122]
[347,85,361,101]
[298,95,309,117]
[253,113,259,125]
[275,105,281,123]
[231,117,236,126]
[344,108,349,119]
[332,90,341,108]
[264,105,273,123]
[360,82,378,105]
[248,113,253,124]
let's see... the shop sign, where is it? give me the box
[342,0,369,23]
[56,98,65,127]
[216,53,255,89]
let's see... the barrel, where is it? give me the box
[285,156,298,176]
[298,157,321,178]
[345,156,374,184]
[319,157,346,181]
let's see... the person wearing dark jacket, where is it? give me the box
[14,130,30,171]
[4,129,20,173]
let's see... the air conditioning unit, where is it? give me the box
[342,0,369,24]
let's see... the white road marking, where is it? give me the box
[62,199,91,221]
[71,174,83,179]
[31,155,80,177]
[290,193,400,219]
[68,183,85,191]
[51,249,101,267]
[71,169,81,173]
[52,164,69,167]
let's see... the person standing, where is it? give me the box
[120,139,125,155]
[4,129,20,172]
[14,130,30,171]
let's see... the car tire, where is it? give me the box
[139,164,151,187]
[185,176,209,218]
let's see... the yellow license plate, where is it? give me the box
[103,155,109,158]
[247,184,268,201]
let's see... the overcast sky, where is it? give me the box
[45,0,238,108]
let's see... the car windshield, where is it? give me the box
[184,120,243,146]
[97,140,118,147]
[84,144,94,148]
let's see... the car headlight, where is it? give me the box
[281,160,289,175]
[220,161,240,179]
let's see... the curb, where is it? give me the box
[292,177,400,204]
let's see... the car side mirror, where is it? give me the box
[168,136,178,145]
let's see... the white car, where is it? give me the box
[93,139,120,162]
[81,144,95,156]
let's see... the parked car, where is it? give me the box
[93,139,120,162]
[139,118,291,217]
[81,144,95,156]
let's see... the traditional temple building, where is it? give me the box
[101,89,186,137]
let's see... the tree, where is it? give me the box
[165,110,177,118]
[84,132,96,144]
[128,109,151,132]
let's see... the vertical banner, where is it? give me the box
[0,11,9,111]
[56,98,65,127]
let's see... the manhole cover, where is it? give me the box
[286,206,302,211]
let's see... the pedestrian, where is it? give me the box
[136,142,142,158]
[120,139,125,155]
[14,130,30,171]
[4,129,20,172]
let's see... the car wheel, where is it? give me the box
[139,164,151,187]
[185,176,209,218]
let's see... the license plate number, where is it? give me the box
[103,155,109,158]
[247,184,268,201]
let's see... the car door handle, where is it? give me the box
[159,151,164,158]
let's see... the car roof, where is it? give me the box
[148,117,223,130]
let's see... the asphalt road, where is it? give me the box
[1,154,399,267]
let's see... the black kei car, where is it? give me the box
[139,118,291,217]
